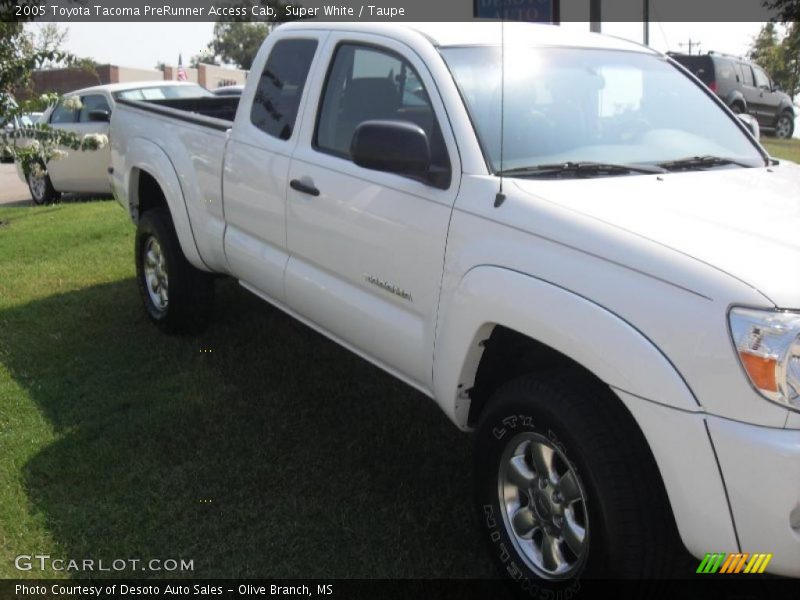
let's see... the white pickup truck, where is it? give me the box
[110,22,800,584]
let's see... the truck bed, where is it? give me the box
[115,96,239,130]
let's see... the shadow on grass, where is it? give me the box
[2,277,494,579]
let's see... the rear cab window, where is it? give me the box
[250,38,318,140]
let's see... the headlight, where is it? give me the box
[729,308,800,411]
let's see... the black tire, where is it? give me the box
[475,370,683,588]
[135,207,214,334]
[730,102,744,115]
[27,165,60,205]
[774,111,795,139]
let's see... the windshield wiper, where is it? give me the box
[498,161,666,178]
[657,155,754,171]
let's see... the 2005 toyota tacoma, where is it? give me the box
[109,22,800,583]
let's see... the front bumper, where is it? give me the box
[708,416,800,577]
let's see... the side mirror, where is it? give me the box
[773,82,782,92]
[88,109,111,122]
[351,120,431,181]
[737,113,760,138]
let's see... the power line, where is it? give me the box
[679,38,703,55]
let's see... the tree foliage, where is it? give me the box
[201,1,295,69]
[763,0,800,22]
[749,22,800,100]
[1,18,103,182]
[207,22,271,70]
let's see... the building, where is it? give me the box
[27,62,248,97]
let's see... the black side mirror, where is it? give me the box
[88,109,111,122]
[773,82,782,92]
[351,120,431,182]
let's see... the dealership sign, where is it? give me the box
[474,0,557,22]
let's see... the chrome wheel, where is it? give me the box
[775,115,793,139]
[143,236,169,312]
[29,173,46,202]
[498,432,589,579]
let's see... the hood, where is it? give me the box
[512,162,800,308]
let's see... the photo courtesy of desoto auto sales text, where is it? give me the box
[1,0,799,598]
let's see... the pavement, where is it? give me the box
[0,162,31,206]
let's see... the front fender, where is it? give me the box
[121,137,205,271]
[433,266,700,429]
[433,266,738,558]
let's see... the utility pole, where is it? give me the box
[679,38,703,55]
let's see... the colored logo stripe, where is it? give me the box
[697,553,773,574]
[697,553,726,573]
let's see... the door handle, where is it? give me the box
[290,178,320,197]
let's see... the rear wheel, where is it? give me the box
[775,112,794,139]
[475,370,683,587]
[135,207,214,334]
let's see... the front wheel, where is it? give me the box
[135,207,214,334]
[27,165,60,205]
[775,112,795,139]
[475,371,682,586]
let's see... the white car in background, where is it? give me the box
[18,80,211,204]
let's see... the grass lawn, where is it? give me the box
[0,201,493,579]
[761,136,800,163]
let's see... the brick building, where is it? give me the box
[27,62,248,97]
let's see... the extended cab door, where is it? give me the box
[284,35,461,391]
[223,34,324,301]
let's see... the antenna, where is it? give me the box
[494,9,506,208]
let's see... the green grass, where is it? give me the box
[761,137,800,163]
[0,201,493,579]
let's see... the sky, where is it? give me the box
[44,21,767,71]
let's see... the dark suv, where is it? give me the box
[669,51,795,138]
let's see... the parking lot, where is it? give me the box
[0,163,30,207]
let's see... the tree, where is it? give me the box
[749,22,800,100]
[202,0,295,69]
[189,50,219,69]
[207,22,270,70]
[1,16,105,186]
[32,23,70,68]
[763,0,800,22]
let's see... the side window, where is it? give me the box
[753,66,770,90]
[740,64,755,87]
[315,43,449,176]
[78,94,111,122]
[716,59,735,82]
[50,100,77,124]
[250,38,318,140]
[733,62,744,83]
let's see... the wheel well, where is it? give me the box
[133,169,167,220]
[466,325,687,566]
[730,99,745,111]
[467,325,581,427]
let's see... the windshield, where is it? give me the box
[440,47,764,173]
[114,84,212,101]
